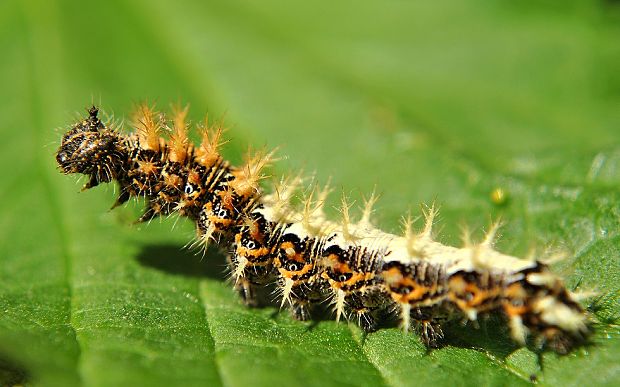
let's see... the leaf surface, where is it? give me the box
[0,1,618,386]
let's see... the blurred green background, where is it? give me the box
[0,0,619,386]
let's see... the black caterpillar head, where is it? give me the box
[56,106,126,187]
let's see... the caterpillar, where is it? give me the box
[55,104,592,354]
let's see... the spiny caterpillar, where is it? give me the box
[56,104,592,354]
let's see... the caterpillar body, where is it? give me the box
[56,105,591,354]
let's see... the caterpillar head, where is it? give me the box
[56,107,125,187]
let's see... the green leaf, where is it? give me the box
[1,0,618,386]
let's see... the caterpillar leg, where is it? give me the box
[346,293,377,331]
[284,281,326,321]
[353,308,378,332]
[410,307,445,348]
[290,300,312,321]
[234,276,259,307]
[228,256,276,307]
[390,302,445,347]
[346,289,390,332]
[227,253,260,307]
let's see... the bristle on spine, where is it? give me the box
[134,104,162,151]
[195,114,227,167]
[231,147,277,199]
[168,104,190,164]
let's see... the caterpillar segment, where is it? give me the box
[56,105,592,353]
[230,208,280,306]
[318,243,389,331]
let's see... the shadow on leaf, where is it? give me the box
[440,316,520,359]
[0,355,29,387]
[136,243,228,280]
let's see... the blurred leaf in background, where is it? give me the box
[0,0,619,386]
